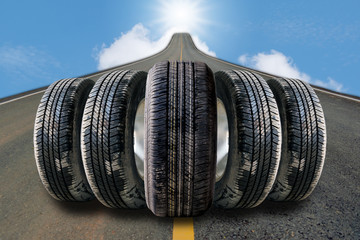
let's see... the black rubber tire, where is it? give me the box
[267,78,326,201]
[214,70,282,208]
[34,78,95,201]
[144,61,217,217]
[81,70,147,208]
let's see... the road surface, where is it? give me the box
[1,33,359,239]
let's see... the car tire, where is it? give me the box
[214,70,282,208]
[144,61,217,217]
[34,78,95,201]
[267,78,326,201]
[81,70,147,208]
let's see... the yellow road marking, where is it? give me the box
[180,36,183,61]
[173,218,194,240]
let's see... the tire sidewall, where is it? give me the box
[123,71,147,207]
[214,72,241,207]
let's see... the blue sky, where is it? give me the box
[1,0,359,98]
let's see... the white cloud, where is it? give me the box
[0,45,61,97]
[238,50,310,82]
[0,45,60,83]
[238,54,248,65]
[314,77,343,92]
[95,24,169,70]
[238,50,343,92]
[192,36,216,57]
[94,23,216,70]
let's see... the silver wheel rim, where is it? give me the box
[134,99,145,179]
[216,99,229,182]
[133,98,229,182]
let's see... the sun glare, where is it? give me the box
[156,0,208,33]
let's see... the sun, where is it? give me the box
[155,0,209,33]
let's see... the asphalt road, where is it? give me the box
[0,33,359,239]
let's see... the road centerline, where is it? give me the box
[173,218,194,240]
[180,35,183,61]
